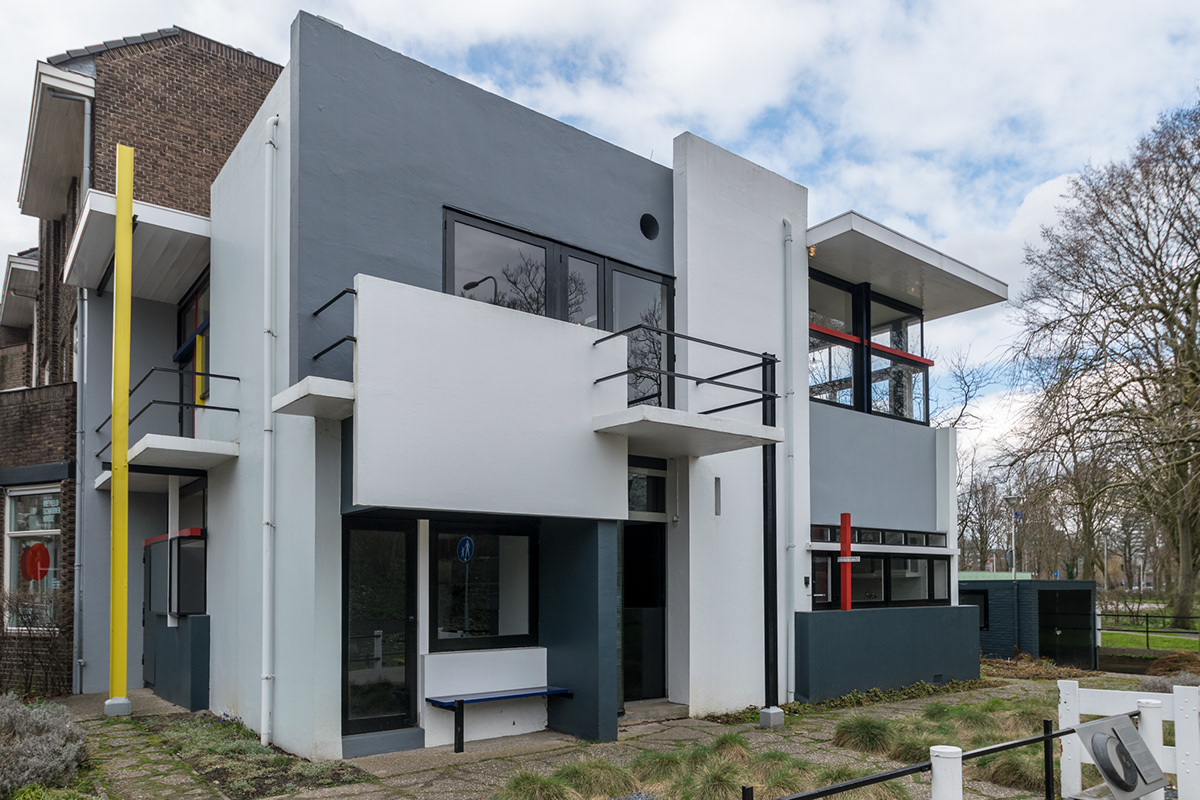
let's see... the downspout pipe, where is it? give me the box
[782,218,796,703]
[261,114,279,746]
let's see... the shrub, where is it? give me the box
[494,771,582,800]
[0,694,89,798]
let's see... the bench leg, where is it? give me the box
[454,699,464,753]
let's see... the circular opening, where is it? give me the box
[639,213,660,241]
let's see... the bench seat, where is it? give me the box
[425,686,572,751]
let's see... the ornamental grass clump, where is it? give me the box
[494,771,582,800]
[553,758,637,800]
[0,693,89,798]
[833,714,896,755]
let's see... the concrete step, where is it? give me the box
[620,698,689,724]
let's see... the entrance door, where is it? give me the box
[621,522,666,701]
[1038,589,1094,669]
[343,521,417,734]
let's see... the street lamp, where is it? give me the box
[1003,495,1022,581]
[462,275,498,304]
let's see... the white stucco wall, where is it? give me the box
[353,275,628,519]
[671,133,810,713]
[421,647,549,747]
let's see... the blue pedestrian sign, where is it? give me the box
[457,536,475,563]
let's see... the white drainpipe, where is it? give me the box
[261,114,279,746]
[72,95,92,694]
[782,217,796,703]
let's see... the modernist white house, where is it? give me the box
[58,13,1006,759]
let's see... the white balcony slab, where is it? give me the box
[64,189,211,303]
[594,405,783,458]
[94,469,203,494]
[272,376,355,420]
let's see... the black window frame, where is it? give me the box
[811,552,952,610]
[428,518,540,653]
[960,590,990,630]
[808,268,931,425]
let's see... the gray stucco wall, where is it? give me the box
[287,12,674,383]
[809,402,939,531]
[794,606,979,703]
[540,518,619,742]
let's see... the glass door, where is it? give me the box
[342,521,417,734]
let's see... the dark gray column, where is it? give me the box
[539,518,618,742]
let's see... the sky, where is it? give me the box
[3,0,1200,450]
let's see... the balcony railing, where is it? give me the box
[95,366,239,457]
[593,324,779,417]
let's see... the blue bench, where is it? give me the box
[426,686,572,752]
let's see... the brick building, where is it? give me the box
[6,27,280,693]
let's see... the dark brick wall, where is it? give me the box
[90,30,282,217]
[0,343,30,391]
[0,383,76,468]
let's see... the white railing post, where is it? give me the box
[1174,686,1200,798]
[1059,679,1082,798]
[1138,698,1165,800]
[930,745,963,800]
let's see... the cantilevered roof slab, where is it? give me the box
[0,253,38,328]
[807,212,1007,321]
[594,405,783,459]
[19,63,93,221]
[64,189,210,303]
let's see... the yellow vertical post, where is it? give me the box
[106,144,133,716]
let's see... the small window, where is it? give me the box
[430,521,537,651]
[4,486,62,630]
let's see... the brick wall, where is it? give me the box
[90,30,282,217]
[0,383,76,468]
[0,343,30,391]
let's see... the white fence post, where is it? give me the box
[1138,699,1165,800]
[930,745,963,800]
[1059,679,1082,798]
[1174,686,1200,799]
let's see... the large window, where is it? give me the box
[444,210,673,406]
[812,551,950,610]
[4,486,61,629]
[429,521,537,652]
[808,270,931,423]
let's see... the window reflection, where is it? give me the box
[453,222,547,314]
[614,270,667,407]
[567,256,598,327]
[809,335,854,406]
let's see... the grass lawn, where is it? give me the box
[1102,629,1199,652]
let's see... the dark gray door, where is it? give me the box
[621,522,666,701]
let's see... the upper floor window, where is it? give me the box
[444,210,673,407]
[808,270,931,424]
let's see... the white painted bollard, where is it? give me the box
[930,745,963,800]
[1058,679,1082,798]
[1138,699,1165,800]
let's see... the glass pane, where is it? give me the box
[567,256,599,327]
[812,555,833,605]
[614,271,668,407]
[932,560,949,600]
[10,492,60,532]
[628,474,666,514]
[891,558,929,602]
[809,336,854,406]
[850,558,884,603]
[858,529,881,544]
[436,531,530,641]
[870,352,928,422]
[810,526,832,543]
[346,528,411,724]
[928,533,947,547]
[810,280,854,333]
[884,531,904,546]
[6,533,60,628]
[454,222,547,315]
[906,532,927,546]
[870,300,922,357]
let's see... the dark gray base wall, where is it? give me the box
[343,728,425,758]
[146,614,210,712]
[794,607,979,703]
[539,519,619,743]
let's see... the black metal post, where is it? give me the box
[454,699,465,753]
[1146,613,1151,650]
[762,355,779,708]
[742,787,754,800]
[1043,719,1054,800]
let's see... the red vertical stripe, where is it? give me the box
[840,513,852,611]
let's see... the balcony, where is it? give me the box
[93,367,239,492]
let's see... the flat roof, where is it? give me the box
[807,211,1007,321]
[0,252,38,328]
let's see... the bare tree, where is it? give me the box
[1015,101,1200,625]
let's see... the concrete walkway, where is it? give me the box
[59,681,1096,800]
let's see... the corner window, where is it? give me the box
[4,486,62,629]
[808,270,931,423]
[811,551,951,610]
[430,521,537,651]
[960,590,989,630]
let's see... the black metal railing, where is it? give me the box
[94,366,239,457]
[742,713,1139,800]
[1100,611,1200,651]
[594,324,779,415]
[311,287,357,361]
